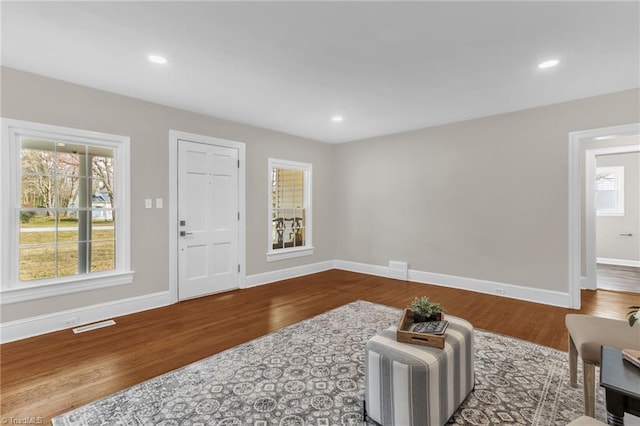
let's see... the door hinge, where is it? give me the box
[238,212,240,220]
[237,159,240,168]
[238,264,241,273]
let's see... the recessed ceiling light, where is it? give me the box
[331,116,343,123]
[148,55,168,64]
[538,59,559,69]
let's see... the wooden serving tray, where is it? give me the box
[396,308,445,349]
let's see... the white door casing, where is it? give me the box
[568,123,640,308]
[178,139,240,300]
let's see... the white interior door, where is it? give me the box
[178,139,239,300]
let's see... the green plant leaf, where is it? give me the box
[408,296,444,316]
[627,306,639,327]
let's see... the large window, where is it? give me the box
[1,119,132,303]
[595,166,624,216]
[267,159,312,261]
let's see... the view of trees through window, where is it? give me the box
[595,166,624,216]
[19,138,116,281]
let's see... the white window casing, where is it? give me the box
[267,158,313,262]
[1,118,133,304]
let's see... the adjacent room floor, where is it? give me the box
[597,264,640,293]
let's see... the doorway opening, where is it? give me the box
[593,148,640,293]
[569,123,640,308]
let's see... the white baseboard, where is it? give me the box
[597,257,640,268]
[1,258,577,343]
[0,291,173,344]
[245,260,335,288]
[410,269,571,308]
[334,259,390,278]
[335,260,572,308]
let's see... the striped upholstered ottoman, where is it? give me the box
[364,315,474,425]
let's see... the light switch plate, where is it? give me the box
[156,198,163,209]
[145,199,152,209]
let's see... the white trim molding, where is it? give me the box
[1,260,581,342]
[266,247,315,262]
[408,269,570,308]
[245,260,334,288]
[0,118,133,303]
[568,123,640,307]
[334,259,390,278]
[1,271,134,304]
[597,258,640,268]
[266,158,313,262]
[0,291,172,343]
[335,260,572,308]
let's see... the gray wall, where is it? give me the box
[1,67,335,322]
[2,66,639,324]
[333,89,640,293]
[596,152,640,262]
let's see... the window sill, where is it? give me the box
[266,247,314,262]
[0,270,135,305]
[596,212,624,217]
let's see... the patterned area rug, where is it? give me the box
[53,300,606,425]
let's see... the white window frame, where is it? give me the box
[1,118,133,304]
[595,166,625,216]
[266,158,313,262]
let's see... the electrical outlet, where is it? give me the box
[63,316,79,327]
[495,288,505,295]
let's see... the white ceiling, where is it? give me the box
[2,1,639,144]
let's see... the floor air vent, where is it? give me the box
[73,320,116,334]
[388,261,408,280]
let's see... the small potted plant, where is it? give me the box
[628,306,639,326]
[408,296,444,322]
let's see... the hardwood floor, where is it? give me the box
[2,269,638,424]
[597,263,640,293]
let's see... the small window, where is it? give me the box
[595,166,624,216]
[1,119,133,303]
[267,159,312,261]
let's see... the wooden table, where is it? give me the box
[600,346,640,425]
